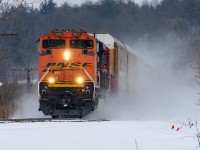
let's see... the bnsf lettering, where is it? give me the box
[57,63,69,67]
[71,62,82,67]
[42,62,92,72]
[83,63,92,67]
[46,62,56,67]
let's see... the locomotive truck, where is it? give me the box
[38,30,135,118]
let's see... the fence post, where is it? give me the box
[0,82,5,118]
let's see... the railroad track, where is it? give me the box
[0,118,110,123]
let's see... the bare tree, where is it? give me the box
[0,0,25,118]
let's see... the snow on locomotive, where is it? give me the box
[37,30,134,118]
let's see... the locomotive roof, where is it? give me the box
[38,31,126,48]
[89,33,132,53]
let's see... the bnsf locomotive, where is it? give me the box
[38,30,134,118]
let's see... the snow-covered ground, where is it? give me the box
[0,120,198,150]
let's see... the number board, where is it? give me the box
[72,32,81,37]
[54,32,63,37]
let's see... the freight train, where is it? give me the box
[38,30,135,118]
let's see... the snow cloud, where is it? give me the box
[87,33,199,121]
[13,86,46,119]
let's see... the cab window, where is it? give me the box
[70,40,93,49]
[42,40,65,48]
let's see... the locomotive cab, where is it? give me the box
[38,30,111,118]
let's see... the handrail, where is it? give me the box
[38,67,51,98]
[81,67,99,100]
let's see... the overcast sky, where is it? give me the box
[4,0,163,8]
[50,0,163,6]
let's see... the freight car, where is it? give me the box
[38,30,134,118]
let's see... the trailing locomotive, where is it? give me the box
[38,30,134,118]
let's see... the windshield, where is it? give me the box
[70,40,93,49]
[42,40,65,48]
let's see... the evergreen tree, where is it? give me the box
[39,0,56,14]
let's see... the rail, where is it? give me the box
[0,118,110,123]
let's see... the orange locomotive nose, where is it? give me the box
[39,31,96,84]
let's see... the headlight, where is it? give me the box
[64,51,70,61]
[49,77,55,83]
[77,77,83,84]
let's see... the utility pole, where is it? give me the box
[12,58,37,84]
[11,46,38,84]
